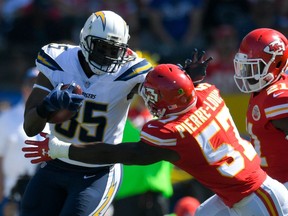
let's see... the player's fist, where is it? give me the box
[36,82,85,119]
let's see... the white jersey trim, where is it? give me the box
[33,84,51,93]
[141,131,177,146]
[264,104,288,118]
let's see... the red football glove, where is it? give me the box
[23,132,52,164]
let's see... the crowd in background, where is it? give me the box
[0,0,288,97]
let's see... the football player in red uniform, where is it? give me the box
[234,28,288,189]
[23,64,288,215]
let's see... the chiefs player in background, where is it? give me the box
[24,63,288,215]
[234,28,288,189]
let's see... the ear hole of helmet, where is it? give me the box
[180,95,188,104]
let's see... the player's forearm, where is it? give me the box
[69,143,164,165]
[68,143,144,164]
[46,134,125,164]
[24,134,176,165]
[48,136,162,165]
[23,107,47,137]
[69,144,121,164]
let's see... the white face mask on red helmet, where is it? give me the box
[234,28,288,93]
[142,64,197,118]
[80,11,130,75]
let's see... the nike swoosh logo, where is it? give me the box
[83,174,96,179]
[273,92,284,97]
[147,124,158,128]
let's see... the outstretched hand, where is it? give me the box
[23,132,52,164]
[181,49,213,84]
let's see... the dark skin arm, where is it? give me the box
[23,73,53,137]
[69,141,180,165]
[24,51,140,137]
[271,117,288,137]
[127,83,141,100]
[24,51,96,137]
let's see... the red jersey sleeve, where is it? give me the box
[263,88,288,121]
[140,83,267,207]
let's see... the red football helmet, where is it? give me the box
[234,28,288,93]
[142,64,197,118]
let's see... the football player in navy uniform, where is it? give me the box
[22,10,153,216]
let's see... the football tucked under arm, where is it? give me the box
[47,109,76,124]
[36,82,84,124]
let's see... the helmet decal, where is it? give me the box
[178,88,184,95]
[146,88,158,103]
[94,11,106,31]
[80,11,131,74]
[143,64,197,118]
[265,40,285,55]
[252,105,261,121]
[234,28,288,93]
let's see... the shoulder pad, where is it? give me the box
[115,59,153,81]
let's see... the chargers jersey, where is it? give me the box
[246,74,288,183]
[140,83,266,207]
[36,43,152,167]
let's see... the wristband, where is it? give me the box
[36,103,50,119]
[48,135,71,159]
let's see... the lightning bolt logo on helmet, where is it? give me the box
[80,11,131,75]
[94,11,106,30]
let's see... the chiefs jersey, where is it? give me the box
[36,43,152,167]
[246,74,288,183]
[140,83,266,207]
